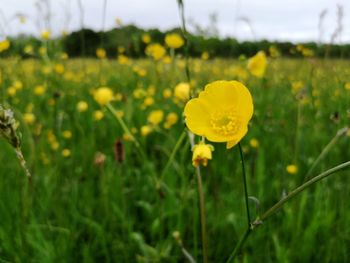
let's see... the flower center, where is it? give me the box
[210,108,240,136]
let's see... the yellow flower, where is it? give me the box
[34,85,46,96]
[54,64,65,74]
[41,30,51,40]
[142,34,151,44]
[174,82,190,102]
[62,149,71,157]
[286,164,298,174]
[77,101,88,112]
[247,51,267,78]
[23,113,36,124]
[93,87,114,105]
[249,138,259,148]
[62,130,72,139]
[165,33,184,49]
[192,142,214,167]
[145,43,166,60]
[94,110,104,121]
[201,51,209,60]
[269,45,280,58]
[141,125,152,137]
[118,54,129,65]
[0,39,10,53]
[164,112,178,129]
[344,83,350,90]
[96,48,106,59]
[163,89,172,98]
[147,110,164,125]
[184,80,254,149]
[7,87,17,96]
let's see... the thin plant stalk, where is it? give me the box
[195,165,208,263]
[226,160,350,262]
[238,143,251,227]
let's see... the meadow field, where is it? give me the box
[0,45,350,263]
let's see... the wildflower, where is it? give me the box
[141,125,152,137]
[93,87,114,105]
[174,82,190,102]
[62,149,71,157]
[96,48,106,59]
[54,64,65,74]
[344,83,350,91]
[94,110,104,121]
[145,43,166,60]
[163,89,172,98]
[164,112,178,129]
[247,51,267,78]
[148,110,164,125]
[269,45,280,58]
[0,39,10,53]
[23,113,36,125]
[77,101,88,112]
[165,33,184,49]
[34,85,46,96]
[41,30,51,40]
[249,138,259,148]
[192,142,214,167]
[286,164,298,174]
[184,80,254,149]
[118,55,129,65]
[62,130,72,139]
[201,51,209,60]
[142,34,151,44]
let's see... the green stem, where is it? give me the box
[106,102,145,160]
[195,165,208,263]
[303,127,348,181]
[226,160,350,262]
[256,160,350,223]
[226,228,251,263]
[160,130,186,181]
[238,143,251,227]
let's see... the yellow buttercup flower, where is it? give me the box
[286,164,298,174]
[0,39,10,53]
[174,82,190,102]
[141,125,152,137]
[145,43,166,60]
[142,34,151,44]
[249,138,259,148]
[93,87,114,105]
[184,80,254,149]
[77,101,88,112]
[23,113,36,125]
[41,30,51,40]
[96,48,106,59]
[247,51,267,78]
[62,149,71,157]
[165,33,184,49]
[94,110,104,121]
[192,142,214,167]
[147,110,164,125]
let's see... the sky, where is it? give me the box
[0,0,349,43]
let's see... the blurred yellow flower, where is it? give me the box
[34,85,46,96]
[0,39,10,53]
[93,87,114,105]
[184,80,253,149]
[142,34,151,44]
[23,113,36,124]
[96,48,106,59]
[201,51,209,60]
[164,112,178,129]
[41,30,51,40]
[286,164,298,174]
[345,83,350,90]
[62,149,71,157]
[163,88,172,98]
[145,43,166,60]
[94,110,104,121]
[77,101,88,112]
[62,130,72,139]
[249,138,259,148]
[174,82,190,102]
[247,51,267,78]
[148,110,164,125]
[192,142,214,167]
[118,54,129,65]
[141,125,152,137]
[165,33,184,49]
[54,64,65,74]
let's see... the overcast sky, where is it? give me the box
[0,0,349,43]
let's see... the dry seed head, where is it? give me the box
[0,105,21,148]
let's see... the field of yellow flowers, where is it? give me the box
[0,33,350,262]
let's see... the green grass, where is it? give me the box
[0,56,350,262]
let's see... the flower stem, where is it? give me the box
[226,160,350,262]
[195,165,208,263]
[238,143,251,227]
